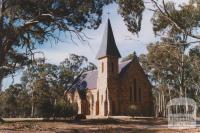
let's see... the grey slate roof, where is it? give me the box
[96,19,121,59]
[119,53,139,77]
[74,60,131,90]
[81,70,98,89]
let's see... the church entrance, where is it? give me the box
[104,101,108,115]
[96,91,99,115]
[96,100,99,115]
[112,101,116,115]
[86,100,90,115]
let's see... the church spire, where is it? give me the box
[96,19,121,59]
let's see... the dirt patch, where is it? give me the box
[0,117,199,133]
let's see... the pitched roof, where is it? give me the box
[119,53,139,77]
[71,61,131,90]
[96,19,121,59]
[81,70,98,89]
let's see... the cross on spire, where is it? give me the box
[107,10,110,18]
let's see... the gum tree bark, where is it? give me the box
[0,0,3,91]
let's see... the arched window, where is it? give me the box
[139,88,141,102]
[111,62,114,73]
[130,86,132,102]
[112,101,116,114]
[102,62,104,73]
[134,79,137,102]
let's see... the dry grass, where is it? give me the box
[0,117,200,133]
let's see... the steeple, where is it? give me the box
[96,19,121,59]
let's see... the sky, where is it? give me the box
[2,0,190,89]
[40,3,156,64]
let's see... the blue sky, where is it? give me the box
[39,3,156,64]
[2,0,189,89]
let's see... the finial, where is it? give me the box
[107,10,110,19]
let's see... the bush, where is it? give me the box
[128,104,139,117]
[75,114,86,120]
[0,117,4,123]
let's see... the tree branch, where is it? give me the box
[151,0,200,40]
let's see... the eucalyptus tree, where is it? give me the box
[0,83,31,117]
[140,40,200,116]
[2,0,200,90]
[117,0,200,40]
[20,54,96,117]
[59,54,97,90]
[0,0,106,90]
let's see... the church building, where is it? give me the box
[66,19,152,116]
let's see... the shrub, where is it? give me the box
[128,104,139,117]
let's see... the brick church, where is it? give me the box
[66,19,152,116]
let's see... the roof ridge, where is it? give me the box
[119,60,132,64]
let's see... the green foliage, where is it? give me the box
[140,39,200,115]
[0,0,106,89]
[121,53,134,62]
[59,54,97,89]
[128,104,139,117]
[140,41,200,97]
[2,0,200,91]
[53,99,75,118]
[0,84,31,117]
[150,0,200,40]
[0,117,3,123]
[116,0,200,39]
[123,37,200,116]
[0,54,96,118]
[118,0,144,34]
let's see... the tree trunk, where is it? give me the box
[31,91,35,117]
[0,0,4,91]
[53,98,57,120]
[31,105,34,117]
[0,77,3,91]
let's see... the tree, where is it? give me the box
[118,0,145,34]
[59,54,97,90]
[128,104,139,118]
[20,58,60,117]
[19,54,96,117]
[188,45,200,106]
[122,37,200,116]
[0,84,31,117]
[143,40,199,116]
[116,0,200,40]
[121,52,135,62]
[151,0,200,40]
[2,0,200,90]
[0,0,107,90]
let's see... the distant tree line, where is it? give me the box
[0,54,96,118]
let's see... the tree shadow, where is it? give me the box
[66,117,167,126]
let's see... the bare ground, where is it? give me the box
[0,117,200,133]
